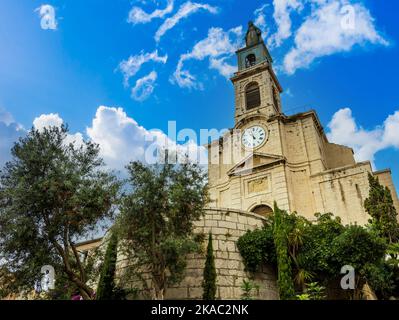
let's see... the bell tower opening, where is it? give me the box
[245,54,257,68]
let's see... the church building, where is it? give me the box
[206,21,399,226]
[94,22,399,300]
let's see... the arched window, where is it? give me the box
[245,54,256,68]
[246,83,261,110]
[251,205,273,218]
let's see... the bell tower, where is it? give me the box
[231,21,283,128]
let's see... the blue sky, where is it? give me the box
[0,0,398,189]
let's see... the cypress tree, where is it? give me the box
[202,233,217,300]
[96,231,118,300]
[365,173,399,243]
[273,202,295,300]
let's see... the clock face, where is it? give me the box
[242,126,267,149]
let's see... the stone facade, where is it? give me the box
[206,30,399,227]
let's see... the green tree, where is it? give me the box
[299,213,345,281]
[237,224,276,273]
[202,233,217,300]
[0,125,120,300]
[273,203,295,300]
[331,225,387,298]
[97,231,118,300]
[238,207,394,300]
[284,213,311,290]
[117,161,208,300]
[360,262,395,299]
[365,173,399,243]
[331,225,386,272]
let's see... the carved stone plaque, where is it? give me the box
[248,177,268,194]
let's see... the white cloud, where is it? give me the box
[131,71,158,101]
[0,108,15,126]
[254,4,270,35]
[0,111,24,168]
[209,57,237,78]
[383,112,399,149]
[33,113,84,147]
[86,106,153,170]
[86,106,206,171]
[155,1,219,42]
[268,0,303,48]
[283,88,294,97]
[128,0,174,24]
[283,0,389,74]
[1,108,206,172]
[327,108,399,167]
[33,113,63,130]
[171,26,243,89]
[36,4,58,30]
[118,50,167,86]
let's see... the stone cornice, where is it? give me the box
[230,62,283,93]
[204,207,268,222]
[268,109,327,141]
[310,161,372,178]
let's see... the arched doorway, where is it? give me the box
[251,204,273,218]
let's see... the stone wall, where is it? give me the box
[117,208,279,300]
[325,143,355,170]
[374,169,399,214]
[310,162,373,225]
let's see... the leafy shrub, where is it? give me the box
[241,280,259,300]
[331,225,387,272]
[237,224,276,272]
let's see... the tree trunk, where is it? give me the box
[152,269,166,300]
[362,282,378,300]
[51,237,94,300]
[152,287,165,300]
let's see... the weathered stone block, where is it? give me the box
[219,287,234,299]
[218,221,237,229]
[238,215,248,225]
[228,252,242,261]
[215,251,229,259]
[210,227,226,235]
[165,288,188,300]
[205,220,218,227]
[226,241,236,252]
[188,287,203,299]
[236,223,247,231]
